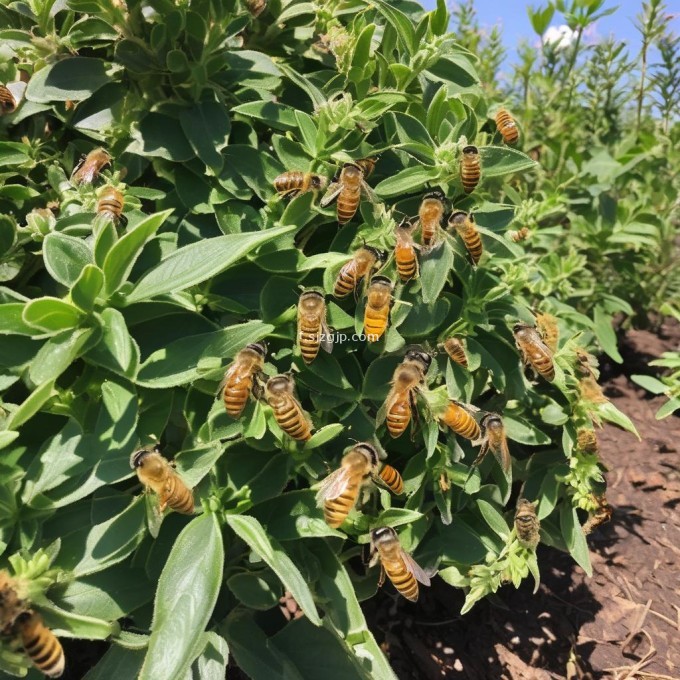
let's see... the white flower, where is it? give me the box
[542,25,577,50]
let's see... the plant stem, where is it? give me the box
[636,36,649,134]
[564,26,584,114]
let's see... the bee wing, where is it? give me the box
[320,181,342,207]
[401,550,431,586]
[70,155,86,182]
[492,432,512,473]
[360,179,378,203]
[144,491,164,539]
[315,467,352,505]
[320,319,333,354]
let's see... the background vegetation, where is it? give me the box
[0,0,675,678]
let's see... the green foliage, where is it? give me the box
[0,0,651,677]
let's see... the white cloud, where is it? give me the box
[542,24,577,50]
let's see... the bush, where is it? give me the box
[0,0,640,677]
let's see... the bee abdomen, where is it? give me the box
[396,250,418,282]
[97,189,124,221]
[324,488,358,527]
[386,399,411,438]
[275,403,311,441]
[495,109,519,145]
[385,563,418,602]
[462,230,483,264]
[421,225,437,247]
[0,84,17,114]
[337,189,360,224]
[364,308,388,341]
[532,353,555,381]
[460,149,481,194]
[441,405,481,440]
[334,268,356,297]
[223,376,252,417]
[167,477,195,514]
[274,171,304,196]
[299,326,320,363]
[20,613,65,678]
[444,341,468,368]
[379,465,404,494]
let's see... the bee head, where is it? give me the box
[404,346,432,371]
[310,174,327,190]
[246,341,268,357]
[266,374,292,394]
[354,442,379,467]
[513,322,533,335]
[481,412,503,429]
[130,447,156,469]
[364,244,387,263]
[370,526,397,545]
[448,211,468,227]
[462,145,478,154]
[370,274,393,289]
[344,161,362,174]
[424,189,445,202]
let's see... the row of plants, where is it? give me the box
[0,0,650,677]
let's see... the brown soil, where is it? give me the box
[364,321,680,680]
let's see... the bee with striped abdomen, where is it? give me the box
[364,275,393,342]
[355,156,377,177]
[418,191,445,248]
[131,447,195,515]
[514,499,540,549]
[508,226,529,242]
[96,186,125,225]
[583,494,612,535]
[297,290,332,364]
[320,162,377,225]
[333,245,385,298]
[437,400,481,440]
[448,211,482,265]
[219,341,267,418]
[71,148,111,185]
[513,323,555,382]
[273,171,326,199]
[316,443,403,528]
[473,413,511,473]
[0,572,65,678]
[369,527,431,602]
[383,348,431,438]
[264,373,313,441]
[495,108,519,145]
[394,221,419,282]
[0,84,17,115]
[460,145,481,193]
[440,336,468,369]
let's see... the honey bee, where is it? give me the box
[369,527,431,602]
[514,498,540,549]
[575,349,607,403]
[320,162,377,224]
[1,572,65,678]
[316,443,403,528]
[394,221,419,282]
[273,171,326,199]
[245,0,266,16]
[364,275,393,342]
[96,186,125,224]
[418,191,446,248]
[355,157,377,177]
[508,226,530,242]
[576,428,599,454]
[0,84,17,114]
[460,145,481,193]
[473,413,511,472]
[384,348,431,438]
[297,290,332,364]
[495,108,519,145]
[219,341,267,417]
[448,211,482,265]
[437,400,481,440]
[534,311,559,352]
[440,336,468,369]
[264,373,313,441]
[583,494,612,535]
[131,447,195,514]
[70,148,111,185]
[333,245,385,298]
[513,323,555,382]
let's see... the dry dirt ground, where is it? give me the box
[364,321,680,680]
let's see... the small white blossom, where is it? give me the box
[542,25,577,50]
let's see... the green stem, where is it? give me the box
[564,26,584,114]
[636,38,649,134]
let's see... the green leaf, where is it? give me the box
[226,515,322,626]
[656,397,680,420]
[304,423,344,450]
[503,416,551,446]
[375,165,439,198]
[193,632,229,680]
[227,571,280,610]
[126,226,295,303]
[596,401,640,439]
[294,110,318,157]
[43,233,94,287]
[25,57,113,102]
[40,601,119,639]
[71,265,104,312]
[232,101,298,131]
[420,241,453,304]
[360,0,416,55]
[479,146,538,180]
[87,308,139,377]
[29,327,96,384]
[82,647,145,680]
[140,514,225,680]
[103,209,173,296]
[630,374,668,395]
[0,303,43,336]
[23,297,85,332]
[180,101,231,170]
[476,499,510,540]
[559,504,592,576]
[593,305,623,363]
[129,112,195,162]
[136,320,273,388]
[5,380,55,430]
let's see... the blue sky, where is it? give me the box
[420,0,680,65]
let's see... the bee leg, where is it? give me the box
[409,390,420,441]
[378,564,386,588]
